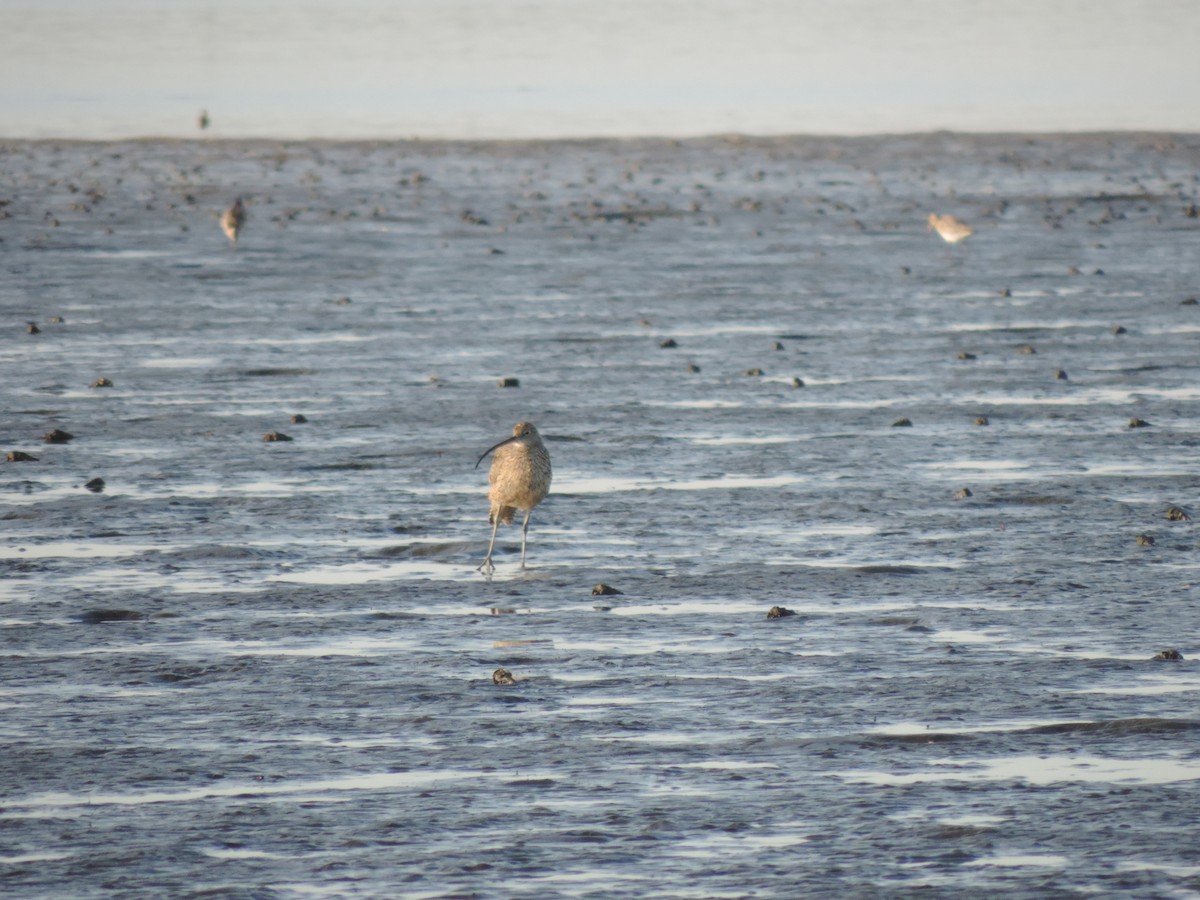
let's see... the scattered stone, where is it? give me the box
[1094,269,1105,276]
[957,351,976,360]
[766,606,796,619]
[953,487,973,499]
[1066,265,1081,276]
[27,322,41,334]
[79,609,144,625]
[1128,417,1150,428]
[1136,534,1155,546]
[899,265,911,275]
[290,413,308,424]
[489,608,516,616]
[1017,344,1037,354]
[686,363,701,373]
[974,416,989,426]
[771,341,785,351]
[83,477,105,493]
[1153,649,1183,661]
[1055,369,1069,380]
[47,315,65,324]
[791,377,805,388]
[263,431,293,442]
[7,451,37,462]
[660,338,677,348]
[1182,297,1198,306]
[1000,287,1011,297]
[90,377,113,388]
[42,429,73,444]
[592,583,623,596]
[489,247,505,255]
[492,668,517,685]
[892,417,913,427]
[334,296,352,305]
[1111,324,1127,335]
[745,368,764,376]
[1166,506,1191,522]
[497,376,520,388]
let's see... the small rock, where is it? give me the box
[1182,297,1198,306]
[891,417,912,427]
[7,450,38,462]
[745,368,764,376]
[1153,649,1183,661]
[791,377,805,388]
[1128,418,1150,428]
[48,315,65,324]
[492,668,517,685]
[1111,324,1127,335]
[27,322,41,334]
[771,341,784,351]
[83,477,105,493]
[592,583,623,596]
[1017,344,1037,355]
[263,431,293,442]
[957,351,977,360]
[1055,369,1069,381]
[334,296,352,305]
[660,338,678,348]
[953,487,973,499]
[766,606,796,619]
[974,416,989,426]
[1066,265,1081,276]
[1136,534,1155,546]
[686,363,701,373]
[1093,269,1105,276]
[1000,287,1011,297]
[42,429,73,444]
[79,609,144,625]
[1166,506,1191,522]
[497,377,520,388]
[290,413,308,424]
[90,377,113,388]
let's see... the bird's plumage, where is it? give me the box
[927,212,973,244]
[477,421,551,574]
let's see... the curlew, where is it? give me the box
[221,197,246,244]
[475,421,552,575]
[927,213,973,244]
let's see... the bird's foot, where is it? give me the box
[478,558,495,577]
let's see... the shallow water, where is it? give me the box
[3,133,1200,896]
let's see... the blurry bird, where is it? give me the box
[475,421,552,575]
[221,197,245,244]
[927,213,974,244]
[198,109,210,130]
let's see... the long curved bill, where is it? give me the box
[475,434,520,470]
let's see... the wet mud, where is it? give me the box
[3,133,1200,896]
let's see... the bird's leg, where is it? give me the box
[520,509,532,568]
[479,510,500,576]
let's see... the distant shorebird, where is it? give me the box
[221,197,245,244]
[198,109,210,130]
[927,213,974,244]
[475,421,552,575]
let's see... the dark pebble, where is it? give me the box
[957,351,977,360]
[1055,369,1069,380]
[492,668,516,685]
[953,487,973,499]
[27,322,41,334]
[1111,324,1127,335]
[1136,534,1155,546]
[1128,418,1150,428]
[791,377,805,388]
[974,416,989,426]
[892,417,912,427]
[48,315,65,324]
[263,431,293,442]
[290,414,308,424]
[745,368,764,376]
[771,341,784,351]
[1017,344,1037,354]
[43,429,73,443]
[84,477,105,493]
[497,377,520,388]
[90,377,113,388]
[1166,506,1191,522]
[1000,287,1011,297]
[766,606,796,619]
[79,609,144,625]
[592,583,623,596]
[7,450,38,462]
[660,338,678,348]
[687,363,701,373]
[1182,297,1198,306]
[334,296,352,305]
[1153,649,1184,661]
